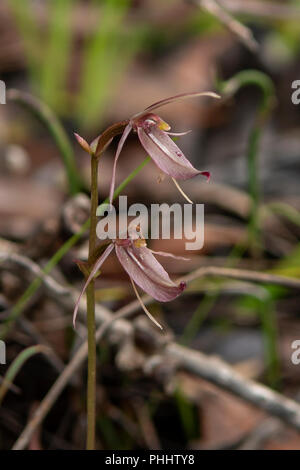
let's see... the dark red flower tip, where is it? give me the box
[179,281,187,292]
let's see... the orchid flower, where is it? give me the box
[73,232,188,330]
[109,91,220,205]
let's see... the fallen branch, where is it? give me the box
[184,265,300,290]
[12,262,300,449]
[165,344,300,431]
[2,252,300,303]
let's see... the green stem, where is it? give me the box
[247,124,262,255]
[7,89,82,195]
[0,345,50,406]
[258,298,280,389]
[86,155,99,450]
[84,120,131,449]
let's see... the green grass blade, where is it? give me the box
[39,0,74,112]
[0,345,51,405]
[8,89,82,195]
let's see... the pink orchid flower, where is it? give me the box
[109,91,220,205]
[73,232,188,330]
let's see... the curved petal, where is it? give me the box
[115,243,186,302]
[137,125,210,181]
[167,130,192,136]
[109,123,132,205]
[73,243,114,327]
[132,91,220,119]
[149,249,190,261]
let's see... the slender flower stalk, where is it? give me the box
[85,153,98,450]
[109,91,220,205]
[74,121,128,450]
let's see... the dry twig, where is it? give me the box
[188,0,258,51]
[220,0,300,20]
[11,263,300,449]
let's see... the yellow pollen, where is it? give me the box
[158,119,171,132]
[134,238,147,248]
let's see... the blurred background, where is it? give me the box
[1,0,300,450]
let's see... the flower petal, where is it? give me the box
[115,243,186,302]
[149,249,190,261]
[109,123,132,205]
[133,91,220,119]
[73,243,114,327]
[167,130,192,136]
[137,125,209,181]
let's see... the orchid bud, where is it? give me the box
[74,133,92,155]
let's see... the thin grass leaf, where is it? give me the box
[0,345,51,406]
[8,89,82,195]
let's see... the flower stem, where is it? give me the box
[86,154,99,450]
[84,120,131,449]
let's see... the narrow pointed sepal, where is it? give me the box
[133,91,220,119]
[130,278,163,330]
[109,123,133,205]
[74,133,92,155]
